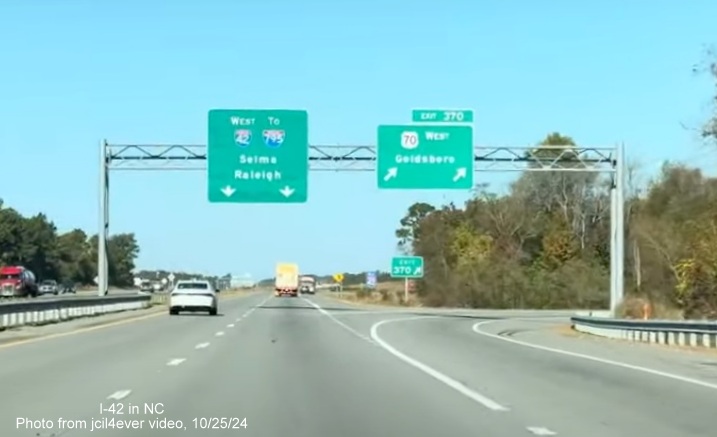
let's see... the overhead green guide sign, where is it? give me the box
[391,256,424,278]
[207,109,308,203]
[412,109,474,123]
[377,125,474,190]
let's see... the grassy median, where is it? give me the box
[324,282,421,307]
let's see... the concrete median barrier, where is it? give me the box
[0,295,152,330]
[0,288,263,331]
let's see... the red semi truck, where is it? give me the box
[0,265,39,298]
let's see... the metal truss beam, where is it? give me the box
[106,144,615,173]
[100,140,624,319]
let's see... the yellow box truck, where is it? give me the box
[275,263,299,297]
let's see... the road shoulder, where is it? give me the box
[474,318,717,385]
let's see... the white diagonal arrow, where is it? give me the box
[279,186,295,197]
[221,185,236,197]
[452,168,467,182]
[384,167,398,181]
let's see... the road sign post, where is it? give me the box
[391,256,424,302]
[377,125,474,189]
[365,271,377,289]
[207,109,309,203]
[411,109,474,124]
[333,273,344,296]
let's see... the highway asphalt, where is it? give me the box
[1,292,715,436]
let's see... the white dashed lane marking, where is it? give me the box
[96,298,276,418]
[107,390,131,400]
[238,294,271,320]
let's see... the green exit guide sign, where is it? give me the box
[412,109,474,123]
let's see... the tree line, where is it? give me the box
[0,193,396,290]
[395,52,717,319]
[0,199,139,287]
[397,137,717,318]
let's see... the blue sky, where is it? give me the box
[1,0,715,279]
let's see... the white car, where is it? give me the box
[169,280,218,316]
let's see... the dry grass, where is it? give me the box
[329,282,422,307]
[552,324,585,338]
[617,296,684,320]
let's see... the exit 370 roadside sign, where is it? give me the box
[391,256,424,278]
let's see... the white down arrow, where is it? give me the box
[221,186,236,197]
[279,186,295,197]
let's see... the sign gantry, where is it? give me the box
[99,107,624,316]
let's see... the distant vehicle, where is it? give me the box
[139,280,153,293]
[169,280,218,315]
[38,279,59,295]
[299,275,316,295]
[0,266,39,298]
[275,263,299,297]
[59,280,76,294]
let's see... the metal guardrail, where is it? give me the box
[0,289,138,304]
[571,315,717,349]
[0,295,152,330]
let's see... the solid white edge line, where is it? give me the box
[472,320,717,391]
[302,298,375,343]
[370,316,509,412]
